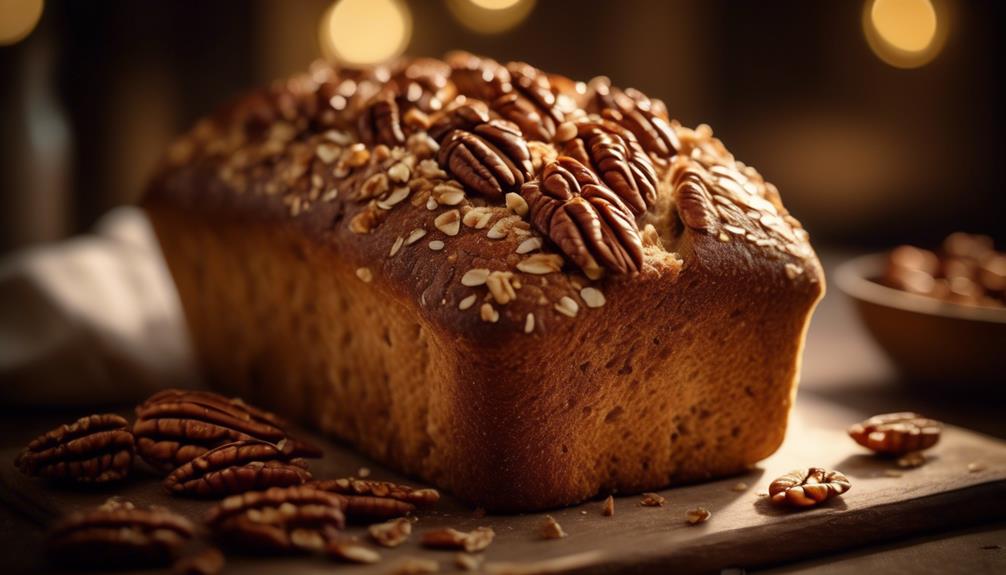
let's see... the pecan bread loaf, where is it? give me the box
[144,52,823,511]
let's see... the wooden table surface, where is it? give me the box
[1,253,1004,574]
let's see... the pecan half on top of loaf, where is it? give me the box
[587,79,678,159]
[164,439,312,498]
[436,118,533,199]
[848,412,942,456]
[769,468,851,509]
[16,413,134,483]
[358,93,406,147]
[47,499,195,569]
[561,120,658,216]
[488,61,564,142]
[445,51,512,103]
[522,156,643,279]
[206,485,346,554]
[311,477,441,521]
[386,57,455,113]
[133,389,321,473]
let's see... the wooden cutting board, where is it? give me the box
[2,394,1004,574]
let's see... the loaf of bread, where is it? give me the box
[144,53,824,511]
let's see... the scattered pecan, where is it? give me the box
[133,389,321,473]
[540,515,566,539]
[311,477,439,521]
[602,495,615,517]
[421,527,494,552]
[685,507,712,525]
[369,517,412,548]
[848,412,942,455]
[16,413,134,483]
[673,167,718,232]
[562,120,658,216]
[640,492,666,507]
[769,468,851,508]
[521,156,643,278]
[446,51,511,102]
[206,485,346,554]
[358,94,406,146]
[48,499,195,569]
[173,547,226,575]
[164,439,312,498]
[428,102,490,142]
[437,120,533,199]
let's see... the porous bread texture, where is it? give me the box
[144,55,824,511]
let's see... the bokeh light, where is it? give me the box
[319,0,412,66]
[863,0,947,69]
[0,0,44,46]
[447,0,536,35]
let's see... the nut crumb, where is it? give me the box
[517,253,563,275]
[421,527,494,553]
[356,267,373,283]
[458,294,478,311]
[883,469,903,478]
[896,452,926,468]
[369,518,412,548]
[580,287,606,308]
[461,268,491,287]
[428,240,445,251]
[357,467,371,477]
[480,302,499,323]
[731,482,749,492]
[388,557,439,574]
[455,553,483,571]
[405,228,427,245]
[327,540,381,564]
[540,515,566,539]
[968,462,986,473]
[523,313,535,334]
[434,209,461,236]
[554,296,579,318]
[640,493,666,507]
[602,495,614,517]
[505,192,529,216]
[685,507,712,525]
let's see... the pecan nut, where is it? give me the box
[769,468,851,508]
[48,499,195,569]
[16,413,134,483]
[421,527,495,552]
[311,477,440,521]
[369,517,412,548]
[206,485,346,554]
[437,120,533,199]
[493,92,553,142]
[133,389,321,473]
[388,57,455,113]
[507,61,563,131]
[164,439,312,498]
[358,93,405,146]
[428,102,490,142]
[562,120,658,215]
[673,167,718,233]
[588,80,678,158]
[848,412,942,455]
[446,51,511,102]
[522,156,643,278]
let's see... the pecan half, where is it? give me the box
[206,485,346,554]
[311,477,440,521]
[673,167,718,232]
[16,413,134,483]
[133,389,321,473]
[588,80,678,158]
[522,156,643,278]
[446,51,511,102]
[388,57,455,113]
[164,439,312,498]
[428,102,490,142]
[437,120,533,199]
[848,412,942,455]
[562,120,658,215]
[358,94,405,146]
[493,92,553,142]
[507,61,564,127]
[769,468,851,508]
[48,499,195,569]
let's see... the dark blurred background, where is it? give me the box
[1,0,1003,255]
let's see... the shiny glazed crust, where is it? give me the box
[144,54,824,511]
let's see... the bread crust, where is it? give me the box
[144,56,824,511]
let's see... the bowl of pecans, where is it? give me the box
[836,232,1006,386]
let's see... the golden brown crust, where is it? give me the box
[144,54,824,511]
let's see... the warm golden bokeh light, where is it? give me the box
[447,0,536,35]
[319,0,412,66]
[864,0,947,69]
[0,0,44,46]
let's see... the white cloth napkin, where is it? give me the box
[0,207,199,407]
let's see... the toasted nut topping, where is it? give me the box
[555,121,578,143]
[316,144,340,164]
[434,209,461,236]
[322,188,338,202]
[405,228,427,245]
[685,507,712,525]
[345,144,370,167]
[433,184,466,206]
[487,217,511,240]
[462,206,494,229]
[369,518,412,548]
[602,495,614,517]
[359,173,390,201]
[388,162,411,183]
[769,468,851,508]
[426,197,438,210]
[505,192,529,216]
[516,237,543,254]
[848,413,941,455]
[428,240,445,251]
[327,540,381,564]
[480,302,499,323]
[785,262,803,279]
[349,208,382,234]
[377,186,410,210]
[580,287,606,308]
[421,527,494,553]
[356,268,373,283]
[389,236,405,257]
[458,294,478,310]
[523,313,535,334]
[540,515,566,539]
[640,493,666,507]
[461,268,491,286]
[486,271,517,305]
[554,296,579,318]
[517,253,563,275]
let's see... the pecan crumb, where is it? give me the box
[455,553,483,572]
[896,452,926,468]
[357,467,371,478]
[685,507,712,525]
[640,492,666,507]
[369,518,412,548]
[541,515,567,539]
[327,540,381,564]
[731,482,749,492]
[421,527,494,553]
[389,557,440,574]
[601,495,615,517]
[968,462,987,473]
